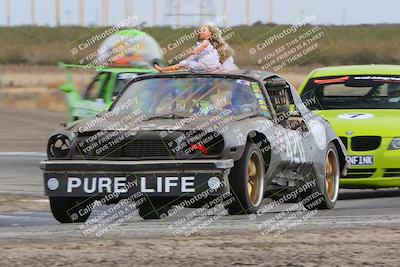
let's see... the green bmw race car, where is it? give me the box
[299,65,400,188]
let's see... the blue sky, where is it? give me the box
[0,0,399,26]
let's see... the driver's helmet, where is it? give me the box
[97,29,163,68]
[388,83,400,96]
[388,83,400,102]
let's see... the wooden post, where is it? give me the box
[79,0,85,26]
[102,0,108,26]
[246,0,250,25]
[268,0,273,24]
[55,0,60,26]
[6,0,11,26]
[176,0,180,28]
[31,0,36,25]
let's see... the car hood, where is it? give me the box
[317,109,400,137]
[71,113,255,134]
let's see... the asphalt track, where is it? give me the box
[1,155,400,239]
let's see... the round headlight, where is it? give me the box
[47,178,59,191]
[49,135,71,158]
[390,138,400,150]
[208,177,221,190]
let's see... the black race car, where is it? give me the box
[40,70,348,223]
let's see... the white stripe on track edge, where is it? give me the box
[0,152,46,157]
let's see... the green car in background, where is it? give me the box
[59,64,154,121]
[60,29,162,121]
[299,65,400,188]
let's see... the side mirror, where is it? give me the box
[59,83,74,93]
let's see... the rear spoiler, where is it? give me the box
[58,62,156,73]
[58,62,88,70]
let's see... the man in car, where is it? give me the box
[388,83,400,102]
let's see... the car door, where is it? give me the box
[262,77,313,178]
[72,72,111,119]
[83,72,111,102]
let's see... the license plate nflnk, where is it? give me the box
[347,155,374,166]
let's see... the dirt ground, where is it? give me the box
[0,65,94,111]
[0,226,398,267]
[0,195,49,212]
[0,108,67,152]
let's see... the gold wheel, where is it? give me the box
[247,153,263,206]
[325,147,339,202]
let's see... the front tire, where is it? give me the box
[138,199,172,220]
[305,142,340,210]
[226,143,265,215]
[49,197,93,223]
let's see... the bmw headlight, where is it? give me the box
[389,138,400,150]
[48,134,71,158]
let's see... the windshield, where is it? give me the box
[301,75,400,110]
[111,77,265,117]
[113,73,139,97]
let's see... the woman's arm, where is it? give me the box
[192,40,209,56]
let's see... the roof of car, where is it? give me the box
[100,67,156,74]
[308,64,400,78]
[138,69,277,81]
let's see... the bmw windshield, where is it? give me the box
[301,75,400,110]
[111,77,270,117]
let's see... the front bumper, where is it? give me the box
[40,159,233,197]
[340,177,400,188]
[340,143,400,188]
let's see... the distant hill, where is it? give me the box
[0,24,399,68]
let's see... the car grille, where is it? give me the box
[351,136,381,151]
[98,139,172,158]
[342,168,376,179]
[74,132,175,159]
[339,136,348,150]
[73,130,224,159]
[383,168,400,178]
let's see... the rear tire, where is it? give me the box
[304,142,340,210]
[49,197,93,223]
[226,143,265,215]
